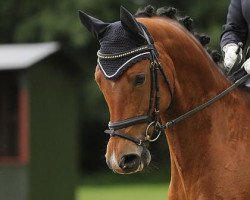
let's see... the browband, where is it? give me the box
[97,44,156,60]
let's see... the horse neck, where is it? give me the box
[165,28,230,118]
[146,17,239,188]
[141,17,250,198]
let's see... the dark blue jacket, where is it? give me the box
[221,0,250,48]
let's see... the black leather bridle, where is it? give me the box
[100,26,173,147]
[99,24,250,147]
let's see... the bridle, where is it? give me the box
[101,26,173,147]
[99,24,250,147]
[103,56,172,146]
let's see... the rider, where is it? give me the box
[220,0,250,83]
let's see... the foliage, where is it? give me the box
[0,0,228,48]
[0,0,139,47]
[186,0,228,47]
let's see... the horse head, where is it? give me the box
[79,7,174,174]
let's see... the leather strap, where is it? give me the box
[104,129,146,146]
[108,115,152,130]
[163,73,250,129]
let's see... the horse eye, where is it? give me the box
[134,74,146,86]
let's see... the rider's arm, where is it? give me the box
[220,0,248,49]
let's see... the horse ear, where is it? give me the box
[120,6,145,42]
[78,10,110,39]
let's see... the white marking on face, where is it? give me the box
[110,151,119,168]
[110,81,115,88]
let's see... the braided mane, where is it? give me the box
[134,5,222,64]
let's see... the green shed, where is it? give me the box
[0,42,80,200]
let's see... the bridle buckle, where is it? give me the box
[145,121,162,142]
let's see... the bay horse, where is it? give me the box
[79,5,250,199]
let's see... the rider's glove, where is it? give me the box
[242,58,250,74]
[223,43,243,70]
[242,58,250,87]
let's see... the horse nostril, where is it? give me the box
[119,154,141,172]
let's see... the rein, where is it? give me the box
[100,25,250,147]
[163,73,250,129]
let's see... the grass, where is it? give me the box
[76,170,170,200]
[76,183,169,200]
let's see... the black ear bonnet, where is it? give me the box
[97,21,153,79]
[79,6,155,79]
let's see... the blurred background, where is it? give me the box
[0,0,229,199]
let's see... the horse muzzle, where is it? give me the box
[106,146,151,174]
